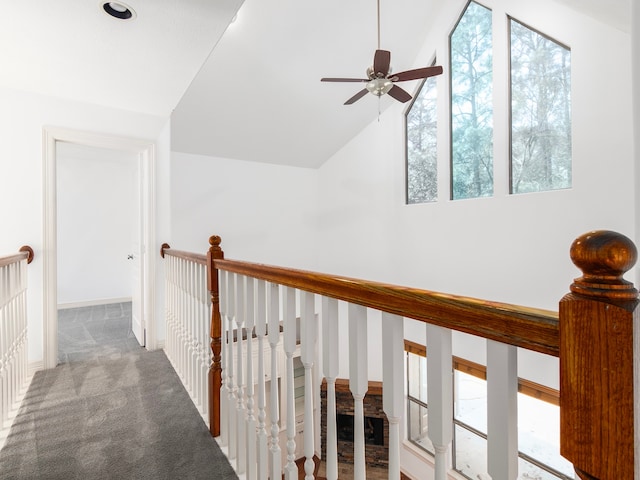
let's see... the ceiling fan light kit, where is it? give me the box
[321,0,443,105]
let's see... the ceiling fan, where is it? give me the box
[321,0,443,105]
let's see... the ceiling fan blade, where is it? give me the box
[321,77,369,83]
[373,49,391,77]
[344,88,369,105]
[387,85,412,103]
[391,66,444,82]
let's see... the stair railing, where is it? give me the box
[160,243,212,427]
[163,230,637,479]
[0,246,34,438]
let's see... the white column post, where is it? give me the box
[255,280,269,480]
[283,287,298,480]
[268,282,282,479]
[227,272,237,460]
[235,274,246,474]
[322,297,339,480]
[487,340,518,480]
[426,325,453,480]
[348,303,368,480]
[245,277,257,480]
[219,269,229,447]
[382,313,404,480]
[301,291,317,480]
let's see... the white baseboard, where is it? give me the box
[57,297,132,310]
[28,361,44,376]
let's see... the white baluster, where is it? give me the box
[219,270,229,447]
[348,303,368,480]
[301,291,317,480]
[227,272,237,460]
[245,277,257,479]
[255,280,269,480]
[268,282,282,479]
[188,261,195,400]
[236,274,246,474]
[487,340,518,479]
[426,325,453,480]
[283,287,298,480]
[382,313,404,480]
[200,263,209,418]
[322,297,339,480]
[165,257,172,363]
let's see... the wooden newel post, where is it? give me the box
[560,230,638,480]
[207,235,224,437]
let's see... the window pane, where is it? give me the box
[406,74,438,204]
[518,393,574,478]
[454,424,488,479]
[450,1,494,200]
[454,369,487,433]
[407,352,427,402]
[408,399,435,455]
[510,19,571,193]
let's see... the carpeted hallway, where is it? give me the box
[0,302,238,480]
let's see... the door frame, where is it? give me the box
[43,126,157,369]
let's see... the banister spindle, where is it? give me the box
[426,324,453,480]
[301,291,317,480]
[322,297,339,480]
[235,274,247,474]
[200,263,210,418]
[219,269,229,446]
[227,272,237,460]
[245,276,257,480]
[560,230,638,480]
[268,282,282,479]
[487,340,518,479]
[207,235,224,437]
[283,287,298,480]
[255,280,269,480]
[382,313,404,480]
[348,303,368,480]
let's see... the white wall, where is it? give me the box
[171,152,318,269]
[56,143,137,306]
[0,86,169,364]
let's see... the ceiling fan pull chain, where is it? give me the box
[377,0,381,50]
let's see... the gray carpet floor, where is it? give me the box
[0,303,238,480]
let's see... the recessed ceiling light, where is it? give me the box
[102,2,136,20]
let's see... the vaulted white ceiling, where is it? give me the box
[0,0,243,116]
[0,0,631,168]
[170,0,444,168]
[171,0,632,168]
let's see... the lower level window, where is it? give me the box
[406,348,574,479]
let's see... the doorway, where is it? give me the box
[43,127,156,369]
[56,142,144,354]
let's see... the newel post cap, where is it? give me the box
[569,230,638,300]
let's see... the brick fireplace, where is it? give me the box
[320,379,389,469]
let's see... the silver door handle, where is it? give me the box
[127,254,134,260]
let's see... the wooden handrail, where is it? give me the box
[0,246,34,268]
[213,256,559,357]
[160,243,206,265]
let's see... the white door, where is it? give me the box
[130,155,145,346]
